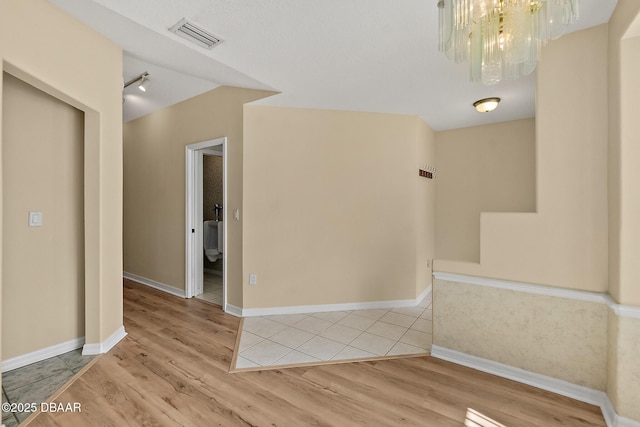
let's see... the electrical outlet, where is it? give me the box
[249,273,257,286]
[426,259,432,269]
[28,211,43,227]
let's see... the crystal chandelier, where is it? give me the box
[438,0,579,85]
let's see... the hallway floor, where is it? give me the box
[26,280,607,426]
[1,349,94,426]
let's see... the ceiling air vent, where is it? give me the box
[169,18,222,50]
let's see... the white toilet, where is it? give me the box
[203,220,223,262]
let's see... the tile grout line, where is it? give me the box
[236,296,433,369]
[1,349,95,425]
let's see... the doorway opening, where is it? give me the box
[2,71,93,417]
[185,137,227,310]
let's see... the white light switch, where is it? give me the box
[234,209,240,221]
[29,211,42,227]
[249,274,257,286]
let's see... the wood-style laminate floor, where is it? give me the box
[27,280,606,426]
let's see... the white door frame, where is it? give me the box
[185,137,227,311]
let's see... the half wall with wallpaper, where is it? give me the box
[432,4,640,425]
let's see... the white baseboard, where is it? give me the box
[418,285,432,304]
[430,345,640,427]
[124,271,431,319]
[82,326,127,356]
[2,337,85,373]
[124,272,187,298]
[620,418,640,427]
[225,304,242,318]
[241,286,432,317]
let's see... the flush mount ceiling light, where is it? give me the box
[124,71,150,93]
[438,0,579,85]
[473,97,501,112]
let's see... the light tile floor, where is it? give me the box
[1,349,94,426]
[197,271,223,306]
[234,292,432,370]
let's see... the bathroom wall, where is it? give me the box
[435,119,536,263]
[2,73,85,359]
[0,0,123,370]
[242,105,435,309]
[123,86,276,307]
[203,154,223,272]
[203,155,223,222]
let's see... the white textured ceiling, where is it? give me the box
[50,0,618,130]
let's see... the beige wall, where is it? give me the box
[607,1,640,422]
[433,279,608,390]
[435,119,535,262]
[415,119,436,296]
[608,0,640,307]
[242,106,435,308]
[435,25,609,293]
[123,86,275,306]
[2,74,84,359]
[0,0,123,364]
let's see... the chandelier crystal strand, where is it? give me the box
[437,0,579,85]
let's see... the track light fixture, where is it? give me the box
[137,74,151,92]
[124,71,150,93]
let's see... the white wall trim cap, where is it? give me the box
[1,337,85,373]
[433,272,640,319]
[82,326,127,356]
[603,295,640,320]
[124,272,187,299]
[430,345,640,427]
[240,286,432,317]
[433,272,606,303]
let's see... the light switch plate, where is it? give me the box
[28,211,42,227]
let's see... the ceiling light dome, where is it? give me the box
[473,97,501,112]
